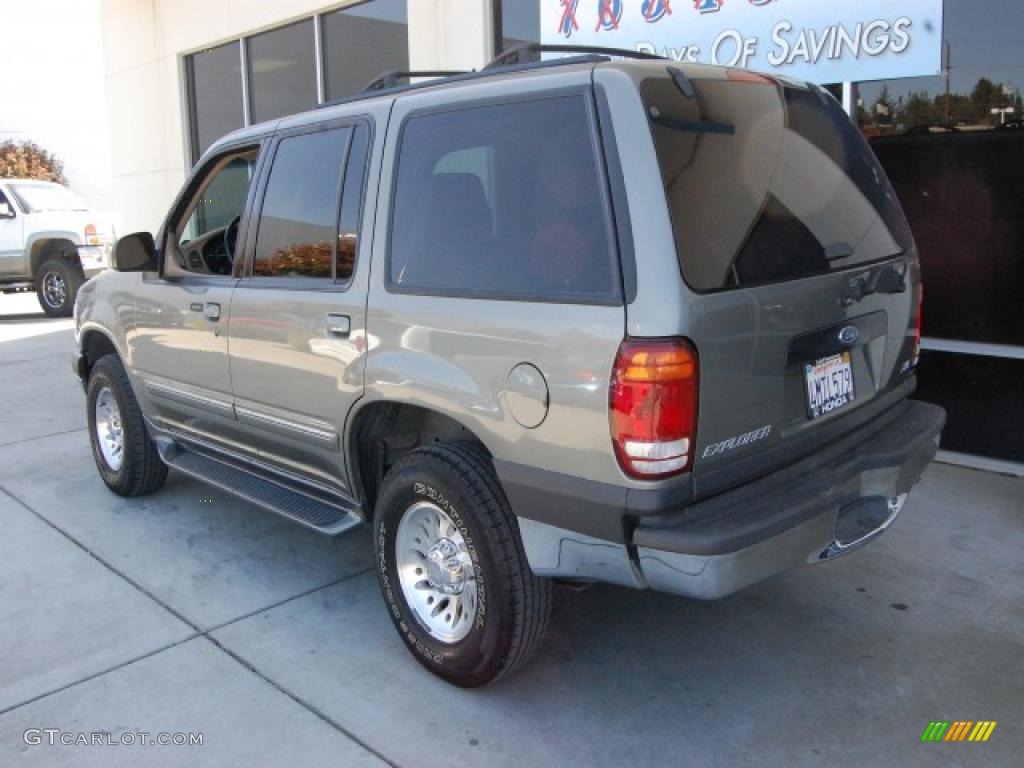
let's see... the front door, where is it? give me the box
[131,145,261,446]
[0,187,25,277]
[226,121,372,493]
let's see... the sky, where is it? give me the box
[0,0,113,211]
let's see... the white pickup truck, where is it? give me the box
[0,179,115,316]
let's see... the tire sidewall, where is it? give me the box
[375,457,511,684]
[36,260,79,317]
[86,362,130,489]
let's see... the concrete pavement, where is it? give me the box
[1,291,1021,767]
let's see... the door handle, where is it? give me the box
[203,302,221,321]
[326,313,350,338]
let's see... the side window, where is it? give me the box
[388,95,620,303]
[336,124,369,283]
[252,127,351,279]
[172,148,259,276]
[0,188,13,216]
[433,146,495,207]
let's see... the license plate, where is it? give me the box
[805,352,855,419]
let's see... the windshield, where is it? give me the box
[642,72,913,292]
[8,183,89,213]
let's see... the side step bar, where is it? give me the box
[157,439,363,536]
[1,283,34,294]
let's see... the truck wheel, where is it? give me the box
[36,258,84,318]
[374,442,551,687]
[86,354,168,497]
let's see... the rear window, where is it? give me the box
[388,94,620,304]
[643,73,913,292]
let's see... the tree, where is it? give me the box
[970,78,1000,123]
[903,91,936,128]
[873,85,896,126]
[0,140,68,185]
[938,92,975,125]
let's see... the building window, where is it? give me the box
[496,0,539,52]
[859,0,1024,349]
[186,42,244,163]
[855,0,1024,463]
[184,2,407,164]
[247,19,317,124]
[322,0,409,101]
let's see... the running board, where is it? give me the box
[158,441,363,536]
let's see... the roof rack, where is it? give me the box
[485,43,665,70]
[315,48,651,112]
[360,69,468,93]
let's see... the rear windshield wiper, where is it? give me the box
[667,66,696,99]
[656,66,736,135]
[649,112,735,136]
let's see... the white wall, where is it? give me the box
[1,0,114,211]
[98,0,492,235]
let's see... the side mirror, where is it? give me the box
[112,232,158,272]
[0,202,14,219]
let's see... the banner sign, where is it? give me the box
[541,1,944,84]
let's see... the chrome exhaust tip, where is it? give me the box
[817,493,908,561]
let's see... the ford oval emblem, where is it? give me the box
[838,326,859,345]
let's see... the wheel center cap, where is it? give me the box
[425,538,465,594]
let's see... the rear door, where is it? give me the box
[226,119,373,493]
[638,69,919,488]
[365,70,628,488]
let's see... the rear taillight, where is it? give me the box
[610,338,698,479]
[85,223,100,245]
[911,284,923,366]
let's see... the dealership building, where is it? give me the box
[98,0,1022,472]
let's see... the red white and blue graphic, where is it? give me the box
[642,0,672,23]
[557,0,580,38]
[595,0,624,32]
[693,0,722,15]
[541,0,944,84]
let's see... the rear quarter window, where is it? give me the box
[388,93,621,304]
[643,73,913,292]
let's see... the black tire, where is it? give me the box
[35,257,84,318]
[86,354,168,497]
[374,442,551,687]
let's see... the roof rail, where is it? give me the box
[314,53,623,112]
[360,70,468,93]
[485,43,665,70]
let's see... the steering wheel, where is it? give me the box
[223,216,241,267]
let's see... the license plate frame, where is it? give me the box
[805,351,855,420]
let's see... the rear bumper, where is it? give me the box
[509,399,945,598]
[632,399,944,598]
